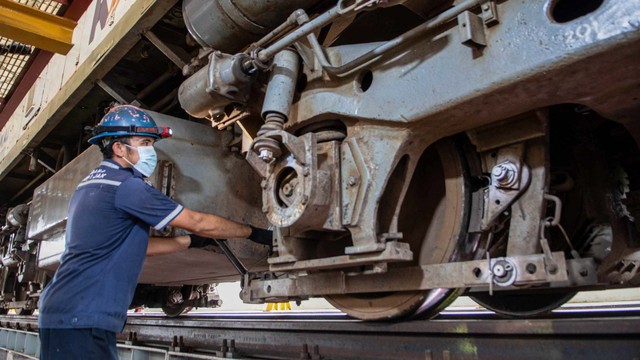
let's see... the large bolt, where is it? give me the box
[493,263,506,277]
[492,161,519,188]
[259,149,274,162]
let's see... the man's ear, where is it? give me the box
[111,141,124,158]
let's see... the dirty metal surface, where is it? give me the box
[121,312,640,360]
[1,312,639,359]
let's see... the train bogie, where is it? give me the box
[0,0,639,319]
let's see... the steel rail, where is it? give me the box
[4,311,639,360]
[1,311,639,359]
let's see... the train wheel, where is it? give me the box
[325,139,472,320]
[469,292,577,317]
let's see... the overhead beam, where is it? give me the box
[0,0,92,128]
[0,0,178,181]
[0,0,76,54]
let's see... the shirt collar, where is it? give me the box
[102,159,145,178]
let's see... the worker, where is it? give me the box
[37,105,272,360]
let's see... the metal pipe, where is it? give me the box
[158,98,180,114]
[256,3,347,64]
[324,0,484,76]
[307,32,330,68]
[249,10,302,52]
[150,88,179,112]
[136,68,176,100]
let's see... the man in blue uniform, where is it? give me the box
[38,105,272,359]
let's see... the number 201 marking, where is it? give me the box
[564,21,601,43]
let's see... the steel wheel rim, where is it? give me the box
[325,139,470,320]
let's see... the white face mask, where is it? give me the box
[122,144,157,177]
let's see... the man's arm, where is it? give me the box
[147,235,190,256]
[169,208,252,239]
[147,208,272,255]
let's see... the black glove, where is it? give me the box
[188,234,218,248]
[248,226,273,246]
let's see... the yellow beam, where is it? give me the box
[0,0,76,55]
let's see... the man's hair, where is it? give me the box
[99,136,131,160]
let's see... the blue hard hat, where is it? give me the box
[88,105,172,145]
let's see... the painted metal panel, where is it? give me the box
[31,113,268,283]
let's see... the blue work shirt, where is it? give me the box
[38,159,183,333]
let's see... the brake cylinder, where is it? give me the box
[183,0,324,53]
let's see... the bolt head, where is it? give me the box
[282,183,293,196]
[492,161,518,187]
[579,268,589,277]
[491,165,505,177]
[259,149,274,162]
[493,264,506,277]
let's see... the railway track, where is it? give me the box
[0,308,639,359]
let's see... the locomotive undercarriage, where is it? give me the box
[177,0,640,319]
[0,0,637,320]
[238,109,634,320]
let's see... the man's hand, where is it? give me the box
[188,234,218,248]
[248,226,273,246]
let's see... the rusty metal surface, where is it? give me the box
[1,311,639,359]
[118,312,639,360]
[242,252,578,300]
[2,0,640,321]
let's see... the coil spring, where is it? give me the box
[254,112,287,161]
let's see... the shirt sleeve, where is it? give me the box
[114,178,184,230]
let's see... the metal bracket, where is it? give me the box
[241,252,573,302]
[268,241,412,272]
[563,257,598,287]
[341,138,370,227]
[144,31,187,69]
[245,149,270,179]
[458,10,486,48]
[481,1,499,27]
[481,144,531,230]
